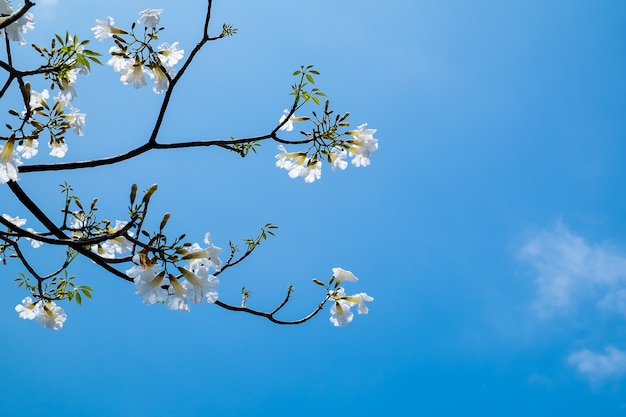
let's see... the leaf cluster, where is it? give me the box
[31,32,102,91]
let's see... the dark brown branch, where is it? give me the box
[145,0,218,147]
[0,213,136,247]
[214,293,330,325]
[0,1,35,31]
[7,181,132,282]
[0,61,60,77]
[18,132,315,173]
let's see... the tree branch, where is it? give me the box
[0,1,35,31]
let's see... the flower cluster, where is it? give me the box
[327,267,373,326]
[126,233,221,312]
[0,32,91,185]
[275,115,378,183]
[2,213,43,248]
[0,139,21,183]
[275,145,322,183]
[15,297,67,330]
[92,220,134,258]
[92,9,184,94]
[67,210,134,258]
[0,0,35,45]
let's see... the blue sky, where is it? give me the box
[1,0,626,415]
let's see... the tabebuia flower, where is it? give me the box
[66,109,86,136]
[329,289,374,327]
[0,0,34,45]
[95,10,185,94]
[93,220,133,259]
[275,145,322,183]
[91,16,125,41]
[107,46,130,72]
[149,63,170,94]
[274,109,378,182]
[332,267,358,284]
[327,268,373,327]
[328,147,348,171]
[15,297,67,330]
[177,240,221,304]
[278,109,308,132]
[120,59,149,89]
[138,8,162,28]
[346,124,378,167]
[1,213,26,229]
[0,139,22,184]
[167,276,190,312]
[157,42,184,68]
[48,141,68,158]
[127,254,167,305]
[38,301,68,330]
[16,138,39,159]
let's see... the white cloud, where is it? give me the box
[567,346,626,382]
[598,289,626,318]
[519,223,626,318]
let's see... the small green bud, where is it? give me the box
[159,213,170,231]
[130,183,138,204]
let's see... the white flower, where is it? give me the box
[25,228,43,248]
[0,0,11,14]
[48,141,68,158]
[53,91,72,109]
[15,297,66,329]
[66,108,86,136]
[16,138,38,159]
[347,124,378,167]
[59,67,81,99]
[0,139,22,183]
[166,277,190,312]
[94,220,133,259]
[3,214,44,247]
[2,213,26,228]
[149,63,169,94]
[37,301,67,330]
[203,232,223,271]
[157,42,184,68]
[329,288,355,327]
[275,145,321,183]
[278,109,307,132]
[298,159,322,183]
[91,17,117,41]
[69,211,85,237]
[332,267,358,284]
[343,292,374,315]
[134,272,168,305]
[179,265,219,305]
[127,254,168,305]
[107,46,130,72]
[15,297,40,320]
[29,89,49,111]
[329,288,374,327]
[119,60,148,88]
[329,147,348,171]
[0,3,35,45]
[275,145,302,169]
[138,9,162,28]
